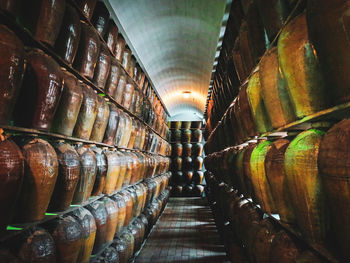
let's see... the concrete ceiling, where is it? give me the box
[107,0,228,118]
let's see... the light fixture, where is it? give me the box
[183,91,191,99]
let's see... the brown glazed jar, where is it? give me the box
[182,121,191,129]
[104,20,118,54]
[103,150,120,194]
[115,33,126,61]
[115,152,126,191]
[119,230,135,262]
[192,129,202,142]
[91,1,109,37]
[122,47,132,72]
[128,56,136,78]
[182,143,192,157]
[119,190,133,226]
[193,171,204,185]
[20,0,65,46]
[54,3,81,65]
[16,228,56,262]
[46,215,83,263]
[172,129,181,142]
[0,25,25,125]
[114,111,126,147]
[102,197,118,242]
[105,57,122,97]
[238,84,257,137]
[0,138,24,232]
[93,44,111,89]
[74,0,97,21]
[120,114,132,148]
[72,145,97,204]
[172,143,183,156]
[114,73,127,104]
[182,129,192,143]
[52,71,83,136]
[183,157,192,171]
[14,138,58,223]
[193,156,203,171]
[14,49,63,131]
[73,85,98,140]
[192,143,203,157]
[122,83,134,110]
[86,200,108,253]
[73,21,100,80]
[111,193,126,234]
[91,147,107,197]
[48,142,80,212]
[90,96,110,142]
[103,104,120,145]
[191,121,202,129]
[112,238,127,263]
[127,119,138,149]
[71,207,96,263]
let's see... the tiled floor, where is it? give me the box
[135,197,231,263]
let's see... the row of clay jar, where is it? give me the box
[0,135,171,233]
[0,180,171,263]
[171,156,203,172]
[205,173,326,263]
[171,143,203,157]
[169,121,203,130]
[205,118,350,262]
[171,184,205,198]
[0,0,169,135]
[0,26,170,155]
[170,129,203,143]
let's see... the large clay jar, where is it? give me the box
[284,129,328,244]
[250,140,277,214]
[191,121,202,129]
[90,96,110,142]
[251,219,276,263]
[0,138,24,232]
[14,49,63,131]
[173,157,182,171]
[103,104,120,145]
[182,143,192,157]
[122,83,134,110]
[48,142,80,212]
[127,119,138,149]
[90,147,107,196]
[307,0,350,104]
[71,207,96,263]
[318,118,350,261]
[16,228,56,262]
[14,138,58,223]
[112,238,127,263]
[264,138,295,223]
[111,194,126,234]
[105,58,122,97]
[184,171,193,184]
[193,171,204,185]
[86,201,108,253]
[172,129,181,142]
[73,145,97,204]
[193,156,203,171]
[73,21,100,80]
[247,71,272,134]
[104,20,118,54]
[239,22,256,80]
[182,129,192,143]
[46,215,83,263]
[52,71,83,136]
[91,1,109,37]
[93,44,111,89]
[172,143,182,156]
[192,143,203,157]
[115,34,126,62]
[75,0,97,20]
[119,190,133,226]
[20,0,65,46]
[122,47,132,73]
[171,121,182,129]
[114,73,127,104]
[278,13,327,119]
[182,121,191,129]
[73,85,98,140]
[119,231,135,262]
[269,230,300,263]
[259,47,295,129]
[114,112,125,147]
[243,143,258,202]
[192,129,202,142]
[120,115,132,148]
[0,25,25,125]
[183,157,192,171]
[104,150,120,194]
[102,197,118,243]
[55,3,81,65]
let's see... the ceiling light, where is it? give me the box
[183,91,191,99]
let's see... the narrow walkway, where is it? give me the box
[135,197,230,263]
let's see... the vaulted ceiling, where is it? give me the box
[107,0,228,119]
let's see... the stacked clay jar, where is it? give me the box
[0,172,171,263]
[204,173,325,263]
[0,0,170,152]
[169,121,205,197]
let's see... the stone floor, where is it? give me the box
[135,197,231,263]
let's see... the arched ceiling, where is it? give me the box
[107,0,228,117]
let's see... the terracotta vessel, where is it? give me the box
[93,44,111,89]
[91,1,109,36]
[90,96,110,142]
[91,147,107,196]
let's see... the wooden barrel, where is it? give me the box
[90,147,107,197]
[182,129,192,143]
[20,0,65,46]
[48,143,80,212]
[259,47,296,129]
[90,96,110,142]
[122,83,134,110]
[111,194,126,235]
[74,0,97,20]
[102,197,118,243]
[16,228,56,262]
[0,25,25,125]
[284,129,327,244]
[103,104,120,145]
[14,138,58,223]
[73,21,100,80]
[122,47,132,73]
[14,48,63,131]
[250,140,277,214]
[318,118,350,261]
[0,138,23,232]
[104,19,118,54]
[55,3,81,65]
[91,1,109,36]
[46,215,83,263]
[86,200,108,253]
[73,85,98,140]
[247,71,272,134]
[93,44,111,89]
[269,230,300,263]
[278,13,327,119]
[72,145,97,204]
[115,34,125,62]
[264,138,295,223]
[71,207,97,263]
[52,71,83,136]
[307,0,350,105]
